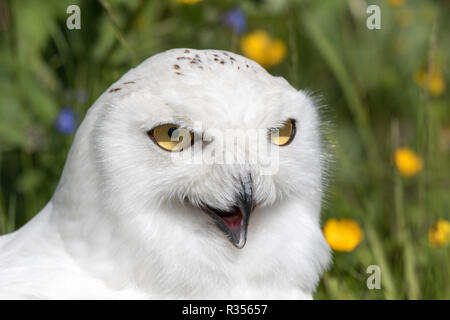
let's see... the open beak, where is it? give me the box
[200,176,253,249]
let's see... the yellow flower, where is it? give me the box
[388,0,405,7]
[323,219,363,252]
[177,0,203,4]
[428,219,450,248]
[240,30,286,68]
[395,148,423,177]
[414,68,446,97]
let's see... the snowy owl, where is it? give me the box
[0,49,331,299]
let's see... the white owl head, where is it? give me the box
[81,49,325,250]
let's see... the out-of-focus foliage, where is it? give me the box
[0,0,449,299]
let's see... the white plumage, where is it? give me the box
[0,49,331,299]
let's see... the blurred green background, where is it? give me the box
[0,0,449,299]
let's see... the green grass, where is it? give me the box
[0,0,449,299]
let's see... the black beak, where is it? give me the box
[201,175,253,249]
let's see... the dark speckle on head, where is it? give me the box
[168,49,260,78]
[109,88,122,92]
[123,81,135,84]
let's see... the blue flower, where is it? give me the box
[221,9,247,34]
[56,108,77,134]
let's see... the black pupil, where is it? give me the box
[168,127,177,138]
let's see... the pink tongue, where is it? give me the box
[222,210,243,230]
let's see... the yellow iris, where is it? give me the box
[240,30,286,68]
[148,124,194,152]
[394,148,423,177]
[414,68,446,97]
[270,119,295,146]
[323,219,363,252]
[428,219,450,248]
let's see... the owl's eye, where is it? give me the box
[269,119,296,146]
[148,124,194,152]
